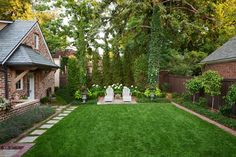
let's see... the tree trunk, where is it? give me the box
[211,96,215,110]
[193,94,195,103]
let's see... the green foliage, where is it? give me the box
[0,98,10,111]
[67,57,80,95]
[220,104,232,117]
[123,50,134,86]
[202,71,223,97]
[102,52,112,85]
[0,106,54,144]
[225,84,236,106]
[55,87,74,105]
[144,87,163,98]
[92,53,102,85]
[186,77,202,95]
[88,84,105,99]
[40,97,50,104]
[74,90,81,100]
[133,54,148,90]
[111,53,123,84]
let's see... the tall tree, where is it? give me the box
[92,53,102,85]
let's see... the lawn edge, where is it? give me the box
[172,101,236,136]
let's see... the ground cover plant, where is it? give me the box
[24,103,236,157]
[0,106,54,144]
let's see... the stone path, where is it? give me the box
[0,105,78,157]
[172,102,236,136]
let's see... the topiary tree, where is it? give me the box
[185,76,202,103]
[221,84,236,116]
[202,70,223,110]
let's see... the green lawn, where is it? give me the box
[24,103,236,157]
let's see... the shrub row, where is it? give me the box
[0,106,55,144]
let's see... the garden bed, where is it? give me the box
[173,96,236,130]
[0,106,55,144]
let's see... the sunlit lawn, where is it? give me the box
[24,103,236,157]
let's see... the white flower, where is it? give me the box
[96,85,99,87]
[131,85,133,88]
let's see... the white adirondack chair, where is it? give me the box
[104,87,114,102]
[122,87,132,102]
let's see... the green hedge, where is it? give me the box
[173,97,236,130]
[0,106,54,144]
[55,87,74,105]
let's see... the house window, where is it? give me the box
[16,71,23,90]
[34,34,39,49]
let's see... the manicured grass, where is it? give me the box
[24,103,236,157]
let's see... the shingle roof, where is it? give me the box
[201,36,236,64]
[0,20,37,64]
[6,45,58,68]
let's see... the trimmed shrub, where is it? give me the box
[0,106,54,144]
[40,97,50,104]
[185,76,202,103]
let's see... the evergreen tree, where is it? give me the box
[123,50,134,86]
[92,53,102,85]
[112,52,123,84]
[102,51,112,85]
[67,57,80,95]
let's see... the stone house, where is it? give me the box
[201,36,236,79]
[0,20,58,101]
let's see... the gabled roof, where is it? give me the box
[6,45,58,68]
[0,20,37,64]
[201,36,236,64]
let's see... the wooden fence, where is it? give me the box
[159,71,236,109]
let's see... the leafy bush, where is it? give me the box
[185,76,202,102]
[55,87,74,105]
[161,83,169,92]
[0,106,54,144]
[201,70,223,109]
[225,84,236,106]
[220,104,232,117]
[74,90,82,100]
[0,97,11,111]
[40,97,50,104]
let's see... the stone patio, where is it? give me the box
[97,96,137,105]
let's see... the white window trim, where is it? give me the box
[16,78,24,90]
[34,34,39,49]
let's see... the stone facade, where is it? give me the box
[0,24,55,100]
[204,61,236,79]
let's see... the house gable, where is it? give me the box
[22,23,53,62]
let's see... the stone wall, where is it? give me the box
[204,61,236,79]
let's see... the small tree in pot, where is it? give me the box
[202,71,223,110]
[185,77,202,103]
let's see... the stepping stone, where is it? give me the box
[0,149,19,157]
[18,136,38,143]
[53,117,64,120]
[58,113,69,117]
[63,111,72,114]
[40,124,54,129]
[67,108,75,111]
[30,130,46,135]
[47,120,59,124]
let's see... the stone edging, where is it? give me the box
[172,102,236,136]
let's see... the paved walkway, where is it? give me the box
[0,105,78,157]
[172,102,236,136]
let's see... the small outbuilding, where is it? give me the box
[201,36,236,79]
